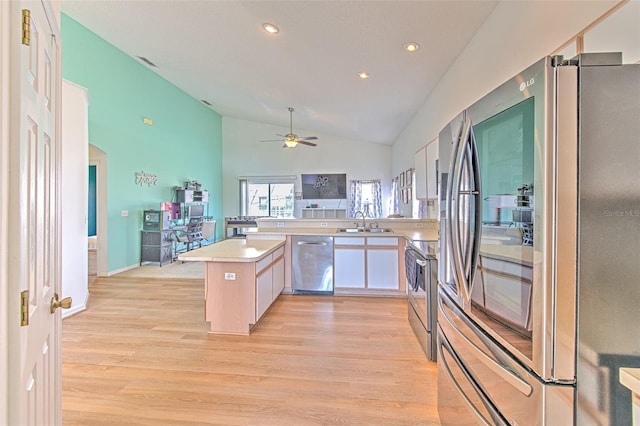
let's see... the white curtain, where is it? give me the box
[348,180,362,218]
[349,179,383,218]
[390,177,399,215]
[371,180,383,218]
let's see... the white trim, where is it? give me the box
[61,292,89,319]
[107,263,140,277]
[0,1,10,423]
[89,144,108,277]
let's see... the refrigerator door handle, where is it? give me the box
[438,328,507,426]
[439,292,533,396]
[448,119,471,302]
[296,241,328,246]
[449,117,482,303]
[466,121,482,298]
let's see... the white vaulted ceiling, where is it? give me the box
[60,1,499,145]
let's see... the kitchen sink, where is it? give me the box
[336,228,364,233]
[336,228,394,233]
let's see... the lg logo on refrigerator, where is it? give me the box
[520,78,535,91]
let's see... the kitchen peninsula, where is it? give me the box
[178,238,285,335]
[179,218,438,334]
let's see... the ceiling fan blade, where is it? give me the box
[297,136,318,141]
[275,134,286,138]
[260,139,283,142]
[297,140,317,147]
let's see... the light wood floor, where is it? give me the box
[62,276,440,425]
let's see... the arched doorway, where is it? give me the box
[89,144,108,277]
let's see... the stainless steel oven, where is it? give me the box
[438,53,640,425]
[405,241,437,361]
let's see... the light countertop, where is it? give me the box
[249,227,439,242]
[620,368,640,396]
[178,238,285,263]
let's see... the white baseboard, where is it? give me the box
[107,263,140,277]
[62,291,90,319]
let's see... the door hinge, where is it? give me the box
[20,290,29,326]
[22,9,31,46]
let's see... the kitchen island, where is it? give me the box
[178,238,285,335]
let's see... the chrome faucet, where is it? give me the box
[354,210,367,230]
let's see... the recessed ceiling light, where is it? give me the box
[403,42,420,52]
[358,72,370,79]
[263,23,279,34]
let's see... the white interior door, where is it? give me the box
[6,1,64,424]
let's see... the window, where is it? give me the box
[240,178,295,218]
[348,179,383,218]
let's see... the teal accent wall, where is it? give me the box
[61,14,223,272]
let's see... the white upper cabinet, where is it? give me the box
[426,139,439,199]
[414,146,427,199]
[415,137,439,200]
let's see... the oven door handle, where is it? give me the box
[438,327,507,426]
[439,292,533,396]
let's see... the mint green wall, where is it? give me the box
[61,14,223,272]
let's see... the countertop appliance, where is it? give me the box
[437,52,639,425]
[405,240,438,361]
[291,235,334,294]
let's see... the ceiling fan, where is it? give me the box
[260,107,318,148]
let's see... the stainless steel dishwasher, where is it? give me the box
[291,235,334,294]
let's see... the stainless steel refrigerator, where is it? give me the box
[437,52,639,425]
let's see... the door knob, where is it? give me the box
[50,293,72,313]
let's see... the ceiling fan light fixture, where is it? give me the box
[358,72,370,79]
[403,42,420,52]
[263,23,279,34]
[284,140,298,148]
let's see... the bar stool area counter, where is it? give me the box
[178,238,285,335]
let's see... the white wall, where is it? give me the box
[222,116,392,218]
[391,0,621,181]
[583,0,640,64]
[61,80,89,317]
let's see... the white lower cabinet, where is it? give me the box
[334,248,366,288]
[255,247,285,321]
[334,236,400,290]
[367,248,399,289]
[272,257,285,298]
[256,269,273,319]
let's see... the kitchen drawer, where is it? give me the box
[256,253,273,274]
[367,237,398,246]
[273,246,284,259]
[335,236,365,246]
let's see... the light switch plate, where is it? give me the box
[224,272,236,280]
[120,210,128,217]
